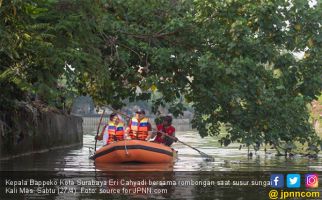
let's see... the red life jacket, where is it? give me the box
[154,124,175,144]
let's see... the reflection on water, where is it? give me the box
[2,129,322,200]
[0,130,321,171]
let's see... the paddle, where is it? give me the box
[94,109,106,152]
[106,106,215,162]
[154,130,214,161]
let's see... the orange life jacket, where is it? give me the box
[129,117,149,140]
[106,121,125,144]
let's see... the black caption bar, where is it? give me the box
[0,171,321,200]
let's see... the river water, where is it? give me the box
[1,130,322,200]
[1,130,321,171]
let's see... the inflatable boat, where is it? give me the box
[92,140,176,163]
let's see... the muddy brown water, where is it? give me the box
[1,130,321,200]
[1,130,321,171]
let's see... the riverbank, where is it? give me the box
[0,102,83,160]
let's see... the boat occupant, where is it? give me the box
[154,116,177,146]
[127,109,153,141]
[96,113,125,145]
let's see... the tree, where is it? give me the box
[94,0,322,153]
[187,0,322,153]
[0,0,104,110]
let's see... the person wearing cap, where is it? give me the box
[96,113,125,145]
[153,116,177,146]
[126,109,153,141]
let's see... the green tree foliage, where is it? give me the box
[188,0,322,152]
[0,0,104,109]
[1,0,321,152]
[95,0,199,109]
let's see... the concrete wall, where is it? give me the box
[0,110,83,159]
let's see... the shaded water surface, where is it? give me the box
[1,131,321,171]
[1,130,322,200]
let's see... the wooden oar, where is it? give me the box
[107,106,215,161]
[155,129,214,162]
[94,109,106,152]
